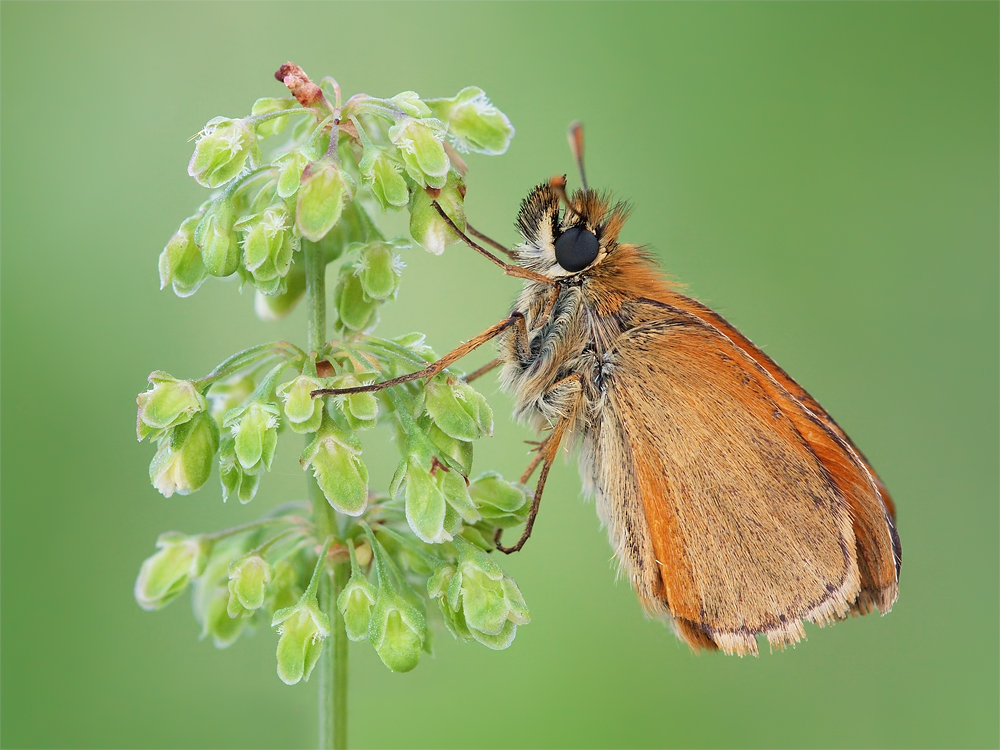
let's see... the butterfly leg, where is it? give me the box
[495,374,585,554]
[431,200,555,286]
[463,357,502,384]
[465,223,515,259]
[311,312,530,397]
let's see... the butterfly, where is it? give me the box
[316,124,901,656]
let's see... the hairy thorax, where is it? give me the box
[497,280,625,437]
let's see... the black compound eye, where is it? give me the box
[554,226,600,272]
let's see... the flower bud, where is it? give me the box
[441,466,479,523]
[277,374,325,433]
[426,87,515,155]
[424,376,493,442]
[425,421,473,476]
[134,532,208,611]
[333,270,377,332]
[469,471,529,527]
[359,146,409,211]
[200,584,247,648]
[325,373,380,430]
[408,172,466,255]
[252,97,298,139]
[402,457,449,544]
[228,554,273,617]
[390,92,433,118]
[276,150,308,199]
[219,435,262,504]
[194,198,240,277]
[300,419,368,516]
[368,587,426,673]
[188,117,259,188]
[149,412,220,497]
[255,261,306,321]
[265,559,302,614]
[357,242,403,300]
[224,402,279,475]
[207,376,255,426]
[272,596,330,685]
[159,216,208,297]
[447,538,530,649]
[241,205,297,295]
[389,116,449,189]
[337,566,377,642]
[136,372,207,440]
[427,564,472,640]
[393,332,437,362]
[296,159,351,242]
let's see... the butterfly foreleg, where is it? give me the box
[495,373,585,554]
[311,312,529,398]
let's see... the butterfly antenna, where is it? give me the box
[549,175,582,221]
[567,121,588,191]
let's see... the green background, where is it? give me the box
[2,2,997,748]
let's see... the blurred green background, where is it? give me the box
[2,2,997,748]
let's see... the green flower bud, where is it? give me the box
[424,376,493,442]
[359,146,409,211]
[368,587,426,673]
[390,92,433,118]
[339,576,376,641]
[426,87,515,155]
[277,375,325,433]
[149,412,220,497]
[201,584,247,648]
[272,596,330,685]
[276,151,308,199]
[255,260,306,321]
[337,547,377,641]
[228,554,273,617]
[447,538,530,649]
[252,97,298,139]
[136,371,207,440]
[265,559,302,614]
[402,457,448,544]
[207,376,255,426]
[425,421,473,476]
[159,216,207,297]
[188,117,259,188]
[389,116,450,189]
[427,564,472,641]
[300,419,368,516]
[408,172,466,255]
[325,373,380,430]
[470,471,530,527]
[224,402,279,475]
[219,435,262,504]
[194,199,240,277]
[441,465,479,524]
[356,242,403,300]
[296,159,352,242]
[134,532,208,611]
[241,205,298,295]
[393,332,437,362]
[333,270,377,332]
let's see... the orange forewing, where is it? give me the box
[666,293,897,519]
[607,299,898,654]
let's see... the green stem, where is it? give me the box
[305,238,349,750]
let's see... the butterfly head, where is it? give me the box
[514,181,631,280]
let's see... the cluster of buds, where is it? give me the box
[136,65,532,684]
[158,64,514,308]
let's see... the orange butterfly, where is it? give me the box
[316,124,900,655]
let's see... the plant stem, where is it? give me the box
[304,239,349,750]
